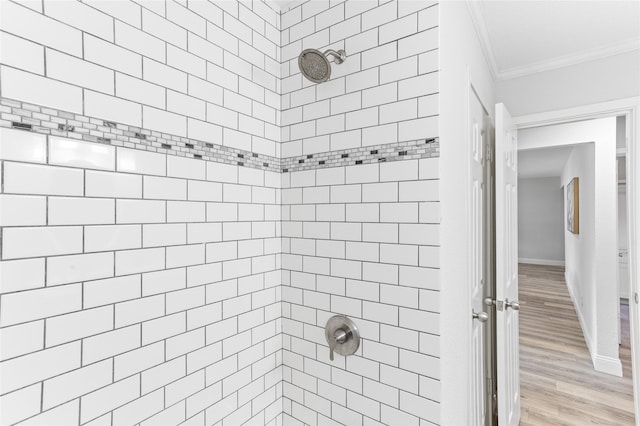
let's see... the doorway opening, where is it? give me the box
[483,98,640,425]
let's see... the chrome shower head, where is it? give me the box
[298,48,347,84]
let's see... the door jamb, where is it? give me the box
[514,97,640,423]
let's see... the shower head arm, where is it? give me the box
[324,49,347,65]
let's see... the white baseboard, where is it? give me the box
[594,354,623,377]
[518,257,565,267]
[565,272,623,377]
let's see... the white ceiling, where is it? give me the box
[470,0,640,79]
[518,146,574,179]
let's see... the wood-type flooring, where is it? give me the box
[518,263,634,425]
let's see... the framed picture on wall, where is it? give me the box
[567,177,579,234]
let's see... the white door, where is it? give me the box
[469,90,487,426]
[495,103,520,426]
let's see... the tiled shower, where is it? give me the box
[0,0,440,425]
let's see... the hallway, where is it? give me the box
[518,263,634,425]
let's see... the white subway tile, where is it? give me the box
[1,66,82,114]
[115,247,165,276]
[399,28,438,59]
[166,156,205,181]
[399,180,439,202]
[187,223,222,245]
[399,265,439,290]
[142,312,186,345]
[418,4,439,30]
[142,223,186,248]
[142,356,186,394]
[361,123,398,147]
[0,258,45,294]
[167,201,206,222]
[113,341,164,381]
[115,294,165,329]
[48,197,115,225]
[0,383,41,425]
[1,1,82,56]
[419,245,440,268]
[379,13,417,44]
[419,201,440,224]
[362,182,397,202]
[362,82,397,108]
[167,244,205,268]
[418,93,439,118]
[84,275,141,309]
[380,243,418,266]
[46,49,114,95]
[83,0,141,28]
[116,18,166,61]
[116,199,166,224]
[85,224,141,253]
[399,72,439,99]
[115,73,165,109]
[144,176,187,200]
[86,170,142,199]
[168,90,206,120]
[0,195,46,227]
[188,118,223,146]
[380,56,418,84]
[85,90,142,127]
[42,359,112,410]
[346,107,378,131]
[45,0,113,40]
[3,162,83,196]
[143,105,187,137]
[80,375,140,424]
[2,226,82,259]
[0,31,44,75]
[0,341,80,395]
[0,128,46,163]
[141,400,186,426]
[400,223,439,246]
[113,389,164,426]
[84,34,142,78]
[83,325,140,365]
[187,263,222,289]
[47,252,114,286]
[399,116,439,142]
[0,321,43,361]
[117,147,166,176]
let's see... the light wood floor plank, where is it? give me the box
[518,263,634,426]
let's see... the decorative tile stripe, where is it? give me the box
[0,97,439,173]
[280,137,439,173]
[0,97,280,172]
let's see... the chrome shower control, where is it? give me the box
[325,315,360,361]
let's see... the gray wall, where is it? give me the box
[518,176,565,264]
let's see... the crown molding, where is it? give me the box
[466,0,500,81]
[497,37,640,81]
[465,0,640,82]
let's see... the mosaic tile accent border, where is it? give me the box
[280,138,439,173]
[0,97,281,172]
[0,97,439,174]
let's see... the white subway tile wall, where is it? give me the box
[1,127,283,425]
[0,0,440,425]
[279,1,440,425]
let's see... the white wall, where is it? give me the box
[0,1,283,425]
[278,1,442,425]
[519,117,621,375]
[561,143,596,350]
[496,51,640,116]
[518,177,565,265]
[439,2,496,424]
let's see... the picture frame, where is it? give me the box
[566,177,579,234]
